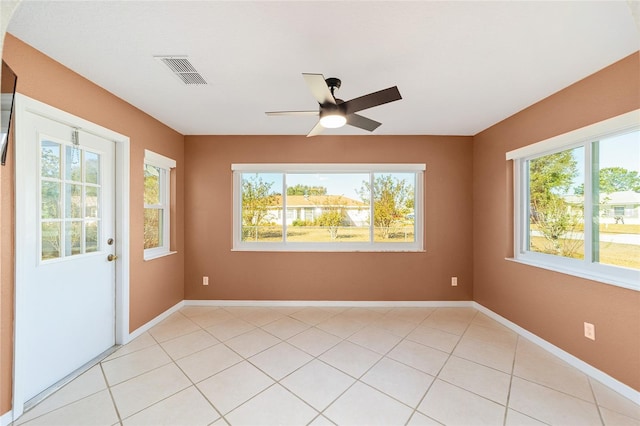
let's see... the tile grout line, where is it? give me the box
[100,362,123,425]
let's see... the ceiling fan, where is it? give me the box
[266,73,402,137]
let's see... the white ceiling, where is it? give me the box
[7,1,639,136]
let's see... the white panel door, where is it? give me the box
[20,111,116,401]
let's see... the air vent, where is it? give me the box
[155,56,207,85]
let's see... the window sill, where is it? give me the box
[144,250,177,261]
[505,257,640,292]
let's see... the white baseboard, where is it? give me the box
[183,300,475,308]
[472,302,640,405]
[126,300,185,343]
[1,409,13,426]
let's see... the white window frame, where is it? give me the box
[144,149,176,260]
[232,163,425,252]
[507,110,640,291]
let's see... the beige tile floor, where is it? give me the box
[13,306,640,426]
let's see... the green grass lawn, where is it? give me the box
[530,236,640,269]
[243,226,415,243]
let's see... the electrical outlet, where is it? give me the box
[451,277,458,286]
[584,322,595,340]
[203,276,209,286]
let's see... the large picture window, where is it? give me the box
[508,111,640,290]
[232,164,425,251]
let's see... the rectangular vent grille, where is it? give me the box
[155,56,207,85]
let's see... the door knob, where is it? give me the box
[107,254,118,262]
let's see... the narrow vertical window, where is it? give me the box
[143,150,175,259]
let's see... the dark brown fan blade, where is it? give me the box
[307,121,324,137]
[346,114,382,132]
[265,111,318,116]
[343,86,402,115]
[303,73,336,106]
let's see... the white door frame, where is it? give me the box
[12,93,130,418]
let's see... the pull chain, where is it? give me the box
[71,128,80,165]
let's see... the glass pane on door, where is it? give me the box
[40,139,102,260]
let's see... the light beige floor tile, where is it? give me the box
[438,356,511,404]
[289,307,337,325]
[121,386,219,426]
[308,415,336,426]
[316,314,366,339]
[197,361,274,415]
[179,306,219,318]
[110,363,191,419]
[418,379,505,426]
[319,340,382,378]
[421,308,476,335]
[286,327,341,357]
[18,390,118,426]
[189,308,234,328]
[463,322,518,347]
[348,325,403,354]
[147,313,200,343]
[590,378,640,420]
[248,342,313,380]
[324,382,413,426]
[453,335,515,373]
[175,343,243,383]
[280,359,355,411]
[361,357,434,407]
[600,407,640,426]
[204,317,255,342]
[471,313,512,331]
[225,328,280,358]
[222,306,264,317]
[514,339,593,402]
[505,409,547,425]
[387,340,449,376]
[384,307,435,324]
[406,411,443,425]
[261,316,310,340]
[160,329,218,360]
[103,332,157,362]
[338,307,384,324]
[16,365,107,423]
[102,345,172,386]
[421,316,472,336]
[267,306,304,315]
[406,325,461,353]
[210,418,230,426]
[225,384,317,426]
[240,308,284,327]
[373,316,418,337]
[509,376,601,425]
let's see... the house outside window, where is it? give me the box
[144,150,175,260]
[232,164,425,252]
[508,110,640,290]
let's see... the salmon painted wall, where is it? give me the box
[473,52,640,391]
[184,135,474,302]
[0,34,185,414]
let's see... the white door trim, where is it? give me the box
[12,93,130,418]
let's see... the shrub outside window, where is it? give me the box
[232,164,425,252]
[144,150,175,259]
[508,111,640,290]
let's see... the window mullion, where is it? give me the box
[584,141,594,265]
[369,172,374,243]
[283,173,288,243]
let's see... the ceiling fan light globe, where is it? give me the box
[320,114,347,128]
